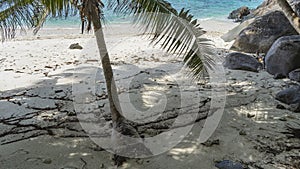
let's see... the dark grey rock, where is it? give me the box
[273,73,286,79]
[279,116,287,121]
[275,86,300,112]
[276,104,286,109]
[69,43,83,50]
[286,121,300,138]
[221,18,255,42]
[252,0,300,18]
[14,97,57,110]
[60,167,78,169]
[265,35,300,77]
[251,0,279,17]
[228,6,251,21]
[42,158,52,164]
[239,130,247,135]
[247,113,255,118]
[0,101,36,119]
[201,139,220,147]
[289,68,300,82]
[231,11,298,53]
[215,160,243,169]
[223,52,262,72]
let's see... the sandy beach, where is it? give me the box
[1,19,299,169]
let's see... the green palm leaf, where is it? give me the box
[0,0,40,40]
[1,0,81,38]
[108,0,215,79]
[0,0,214,79]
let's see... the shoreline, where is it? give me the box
[11,18,238,49]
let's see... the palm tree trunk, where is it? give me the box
[89,7,152,164]
[90,7,123,123]
[277,0,300,34]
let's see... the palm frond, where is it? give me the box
[108,0,215,79]
[0,0,40,40]
[35,0,79,33]
[36,0,106,34]
[39,0,72,17]
[0,0,84,40]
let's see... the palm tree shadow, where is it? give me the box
[1,64,300,168]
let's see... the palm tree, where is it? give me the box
[1,0,214,165]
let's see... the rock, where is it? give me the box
[4,69,14,71]
[289,68,300,82]
[223,52,262,72]
[230,11,298,53]
[279,116,287,121]
[215,160,243,169]
[0,101,36,119]
[228,6,251,21]
[69,43,83,50]
[136,159,144,164]
[276,104,286,109]
[243,0,300,25]
[275,86,300,112]
[60,167,78,169]
[202,139,220,147]
[265,35,300,77]
[12,97,57,110]
[253,0,300,17]
[247,113,255,118]
[252,0,280,17]
[239,130,247,135]
[273,73,286,79]
[0,58,5,63]
[222,18,255,42]
[42,158,52,164]
[286,121,300,138]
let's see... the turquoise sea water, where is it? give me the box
[45,0,263,27]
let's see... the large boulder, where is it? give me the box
[228,6,251,21]
[222,18,255,42]
[289,68,300,82]
[230,11,298,53]
[265,35,300,77]
[223,52,262,72]
[252,0,279,17]
[276,86,300,112]
[251,0,300,17]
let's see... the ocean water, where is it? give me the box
[45,0,263,27]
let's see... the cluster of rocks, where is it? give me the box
[226,0,300,55]
[228,0,300,21]
[224,5,299,162]
[224,0,300,113]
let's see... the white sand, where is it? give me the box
[0,20,299,169]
